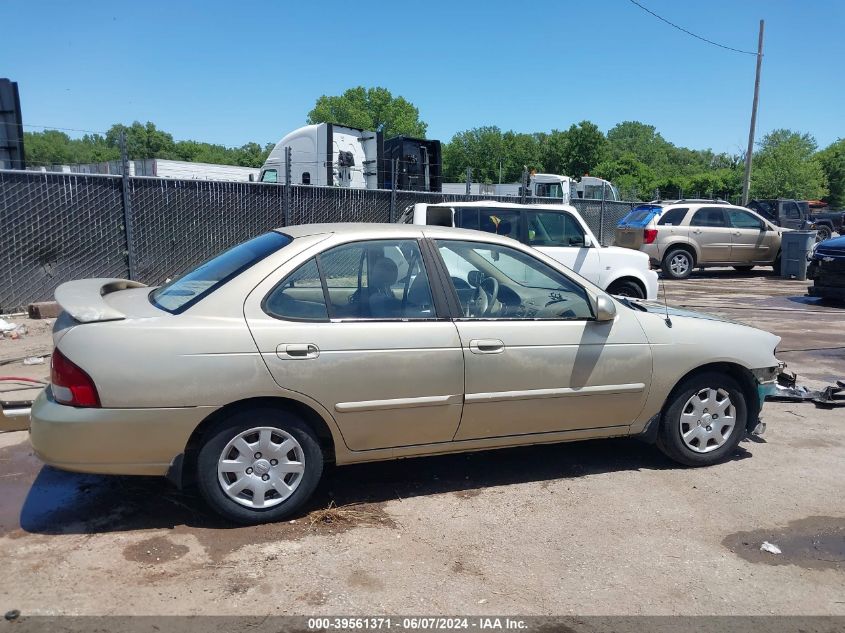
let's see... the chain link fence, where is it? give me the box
[0,169,634,312]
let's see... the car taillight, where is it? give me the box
[51,349,100,407]
[643,229,658,244]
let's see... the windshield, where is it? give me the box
[151,232,291,313]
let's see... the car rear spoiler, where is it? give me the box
[54,278,147,323]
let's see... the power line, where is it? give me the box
[19,123,109,135]
[627,0,759,56]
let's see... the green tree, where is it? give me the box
[442,126,506,183]
[606,121,672,172]
[817,139,845,207]
[593,153,657,200]
[541,129,569,175]
[750,129,827,199]
[307,86,427,138]
[561,120,608,177]
[105,121,177,159]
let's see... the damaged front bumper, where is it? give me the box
[760,368,845,409]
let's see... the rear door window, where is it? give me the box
[526,211,585,246]
[263,258,328,321]
[657,208,689,226]
[690,207,728,227]
[727,209,765,230]
[474,208,522,241]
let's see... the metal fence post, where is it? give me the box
[520,168,528,204]
[119,131,137,280]
[390,158,398,223]
[283,146,292,226]
[599,183,606,245]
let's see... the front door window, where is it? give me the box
[436,240,593,320]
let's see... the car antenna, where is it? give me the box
[651,212,673,328]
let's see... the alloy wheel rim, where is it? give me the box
[217,426,305,509]
[679,388,736,454]
[670,254,690,275]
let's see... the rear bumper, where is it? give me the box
[29,389,217,476]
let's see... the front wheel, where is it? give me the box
[815,225,832,242]
[656,371,747,466]
[607,279,645,299]
[196,408,324,524]
[662,248,694,280]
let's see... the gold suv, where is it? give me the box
[615,201,784,279]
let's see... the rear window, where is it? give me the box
[151,232,291,314]
[619,205,662,227]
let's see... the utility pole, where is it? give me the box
[499,158,503,184]
[742,19,765,206]
[465,166,472,197]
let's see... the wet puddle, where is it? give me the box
[723,516,845,572]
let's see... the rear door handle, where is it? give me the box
[276,343,320,359]
[468,339,505,354]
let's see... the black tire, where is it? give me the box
[662,248,694,280]
[607,279,645,299]
[733,265,755,272]
[772,250,782,273]
[815,225,832,242]
[656,371,748,467]
[196,407,324,525]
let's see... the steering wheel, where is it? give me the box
[467,275,501,317]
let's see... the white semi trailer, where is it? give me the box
[259,123,442,191]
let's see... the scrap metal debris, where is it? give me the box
[765,372,845,408]
[760,541,782,555]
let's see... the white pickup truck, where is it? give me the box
[404,201,658,300]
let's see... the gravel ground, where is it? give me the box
[0,269,842,616]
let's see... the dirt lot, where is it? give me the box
[0,270,843,616]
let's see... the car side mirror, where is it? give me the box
[583,235,593,247]
[595,294,617,322]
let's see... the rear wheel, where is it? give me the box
[196,408,324,524]
[656,371,747,467]
[607,279,645,299]
[733,265,754,272]
[662,248,694,280]
[773,250,782,273]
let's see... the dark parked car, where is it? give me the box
[808,235,845,302]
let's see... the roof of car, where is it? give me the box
[275,222,516,243]
[424,200,580,212]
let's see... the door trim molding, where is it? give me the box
[335,393,463,413]
[465,383,645,404]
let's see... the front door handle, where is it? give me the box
[468,339,505,354]
[277,343,320,359]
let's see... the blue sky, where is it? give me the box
[4,0,843,154]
